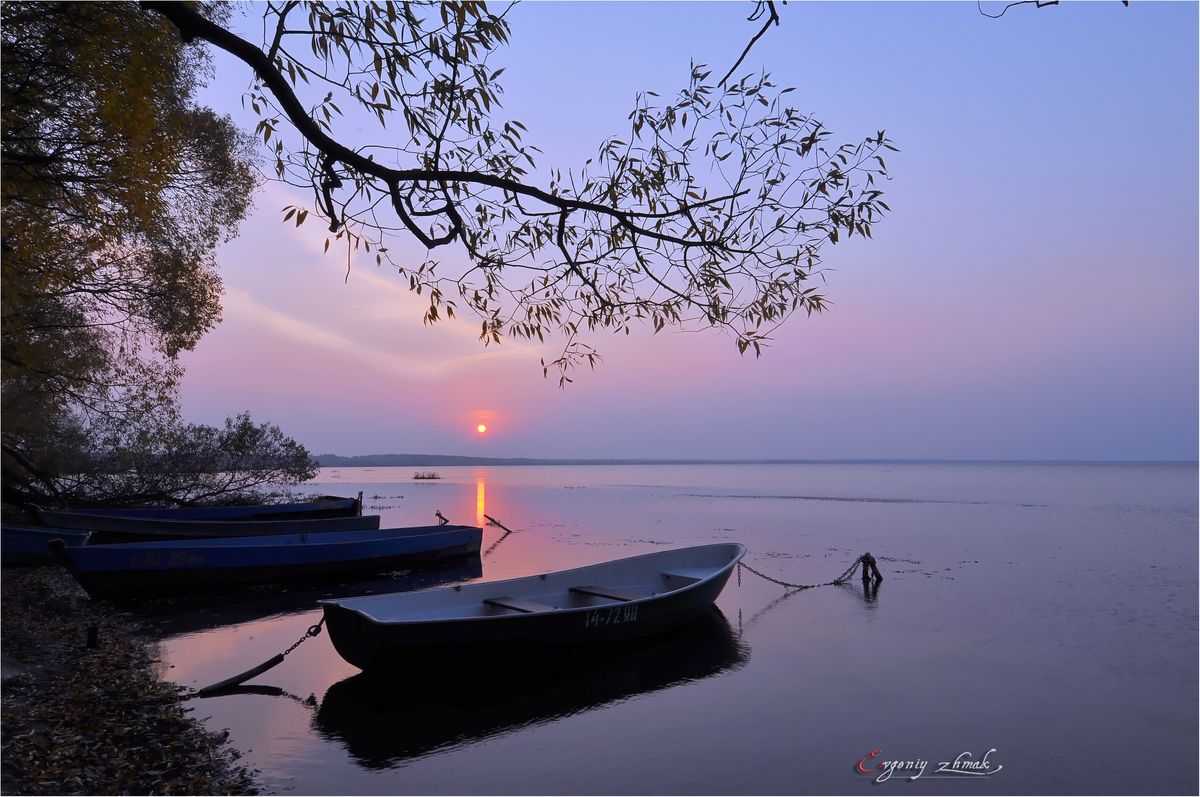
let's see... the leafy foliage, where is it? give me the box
[0,3,308,507]
[45,412,319,508]
[147,1,896,384]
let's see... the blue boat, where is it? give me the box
[52,524,483,598]
[2,525,91,565]
[35,512,382,543]
[38,494,361,524]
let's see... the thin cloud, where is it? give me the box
[221,290,535,379]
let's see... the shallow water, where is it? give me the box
[155,464,1197,795]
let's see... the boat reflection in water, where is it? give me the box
[314,606,749,768]
[141,557,483,638]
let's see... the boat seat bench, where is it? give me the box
[484,596,557,613]
[661,569,706,586]
[569,585,644,602]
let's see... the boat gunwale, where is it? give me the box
[320,542,746,627]
[64,495,357,518]
[41,511,382,529]
[2,525,93,540]
[73,525,480,553]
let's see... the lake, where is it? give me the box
[154,464,1198,795]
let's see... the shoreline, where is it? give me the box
[1,567,259,795]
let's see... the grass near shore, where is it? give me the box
[1,567,259,795]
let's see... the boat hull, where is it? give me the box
[55,525,482,598]
[37,511,381,542]
[51,495,361,521]
[322,543,745,672]
[2,526,91,565]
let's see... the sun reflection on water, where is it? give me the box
[475,475,486,528]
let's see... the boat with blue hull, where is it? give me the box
[52,524,482,598]
[320,543,745,672]
[36,511,382,543]
[48,495,361,521]
[2,525,91,565]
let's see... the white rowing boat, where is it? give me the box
[320,543,746,672]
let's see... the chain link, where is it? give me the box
[737,555,864,591]
[282,617,325,658]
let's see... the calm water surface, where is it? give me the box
[153,464,1197,795]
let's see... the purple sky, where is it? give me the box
[180,2,1198,461]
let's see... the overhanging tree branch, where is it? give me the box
[719,0,782,87]
[141,0,897,386]
[145,0,723,241]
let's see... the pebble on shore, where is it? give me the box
[1,567,260,795]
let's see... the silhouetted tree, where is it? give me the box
[145,1,896,384]
[1,2,314,507]
[47,412,318,508]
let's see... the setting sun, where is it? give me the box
[476,424,488,434]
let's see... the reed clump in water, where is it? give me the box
[412,472,442,480]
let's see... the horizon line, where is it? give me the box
[314,453,1198,466]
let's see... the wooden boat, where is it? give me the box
[45,495,362,522]
[315,607,747,767]
[2,525,91,565]
[320,543,746,672]
[35,511,381,543]
[52,524,482,598]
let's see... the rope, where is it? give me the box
[738,554,865,591]
[191,549,875,697]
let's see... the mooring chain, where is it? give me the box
[737,554,866,591]
[193,617,326,697]
[282,617,325,658]
[195,547,877,698]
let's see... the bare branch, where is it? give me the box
[719,0,782,87]
[977,0,1059,19]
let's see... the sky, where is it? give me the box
[180,1,1198,461]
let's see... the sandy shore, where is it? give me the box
[1,567,259,795]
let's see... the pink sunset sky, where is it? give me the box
[180,1,1197,461]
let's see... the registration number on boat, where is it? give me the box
[127,551,206,568]
[584,604,639,628]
